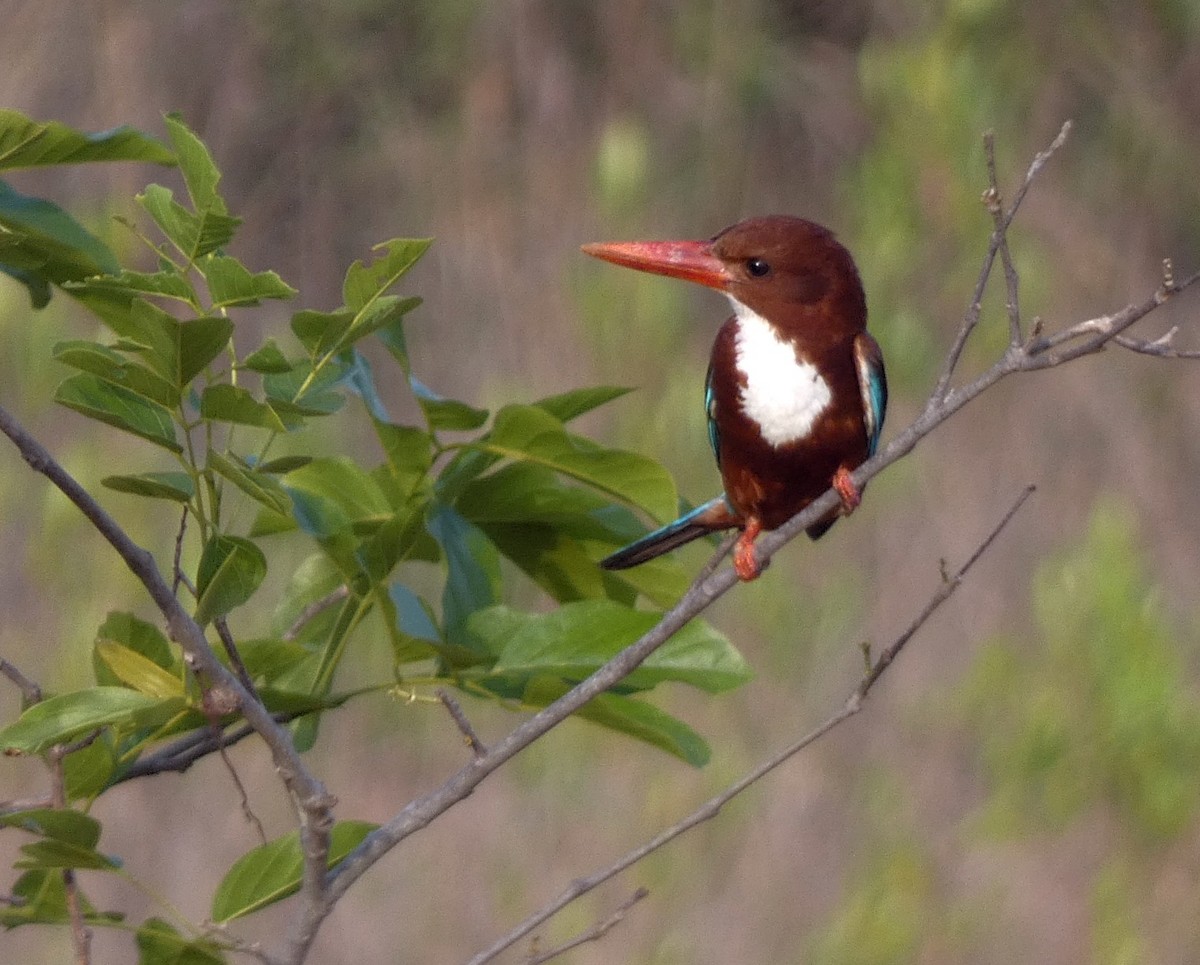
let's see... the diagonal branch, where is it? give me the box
[0,405,337,944]
[275,120,1200,965]
[467,485,1034,965]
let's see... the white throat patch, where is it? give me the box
[729,295,831,448]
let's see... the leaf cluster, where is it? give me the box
[0,111,750,958]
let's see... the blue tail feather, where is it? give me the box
[600,495,734,570]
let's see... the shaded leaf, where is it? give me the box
[195,534,268,625]
[52,339,178,406]
[479,600,750,693]
[482,404,677,522]
[211,820,377,922]
[137,183,239,261]
[102,471,195,503]
[241,339,293,374]
[55,373,180,451]
[200,384,289,432]
[0,809,101,849]
[411,375,489,431]
[427,505,500,642]
[66,268,197,304]
[0,869,123,928]
[534,385,634,423]
[524,676,710,766]
[0,688,171,754]
[136,917,226,965]
[16,838,120,871]
[208,449,292,516]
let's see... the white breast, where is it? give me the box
[729,295,831,448]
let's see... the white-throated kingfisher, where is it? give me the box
[583,216,887,581]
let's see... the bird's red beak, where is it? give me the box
[581,238,731,291]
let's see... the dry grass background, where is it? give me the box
[1,2,1198,962]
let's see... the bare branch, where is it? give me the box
[983,131,1024,345]
[932,120,1072,401]
[438,689,488,758]
[522,887,649,965]
[0,657,43,705]
[467,486,1034,965]
[1112,328,1200,359]
[0,403,337,958]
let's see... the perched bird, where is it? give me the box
[583,216,886,581]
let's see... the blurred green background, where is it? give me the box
[1,1,1198,962]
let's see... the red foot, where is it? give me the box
[733,517,764,581]
[833,466,861,514]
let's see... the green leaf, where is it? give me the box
[342,237,432,312]
[163,114,227,218]
[479,600,750,693]
[410,376,489,431]
[102,471,195,503]
[62,736,118,801]
[66,268,197,304]
[374,422,433,498]
[202,253,296,308]
[94,641,185,699]
[524,676,710,766]
[534,385,634,423]
[0,687,166,754]
[282,458,393,538]
[338,294,421,355]
[211,820,377,922]
[0,181,118,308]
[200,384,289,432]
[195,534,268,625]
[0,809,101,849]
[208,450,292,516]
[0,110,175,169]
[55,373,181,452]
[95,612,174,676]
[0,869,123,928]
[137,918,227,965]
[291,308,353,358]
[175,315,235,385]
[137,183,240,262]
[262,358,349,417]
[427,506,500,641]
[16,838,120,871]
[241,339,293,374]
[482,404,677,522]
[52,339,178,406]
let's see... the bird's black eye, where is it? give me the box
[746,258,770,277]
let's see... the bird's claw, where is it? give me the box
[833,466,861,514]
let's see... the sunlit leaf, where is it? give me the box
[341,237,432,312]
[0,110,175,169]
[94,641,185,699]
[202,253,296,308]
[0,688,168,755]
[208,449,292,516]
[534,385,634,423]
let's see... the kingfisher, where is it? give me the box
[583,216,886,581]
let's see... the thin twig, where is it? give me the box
[523,887,649,965]
[0,657,43,705]
[466,486,1034,965]
[0,403,336,963]
[438,689,487,758]
[283,585,351,642]
[983,131,1024,345]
